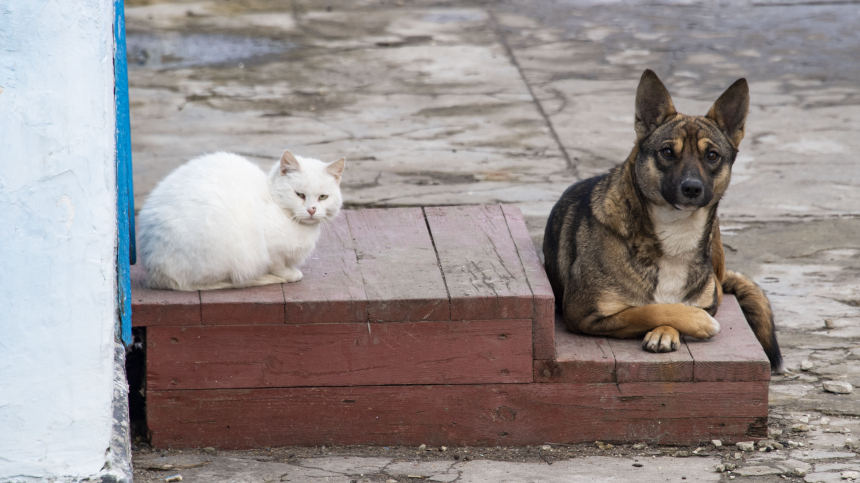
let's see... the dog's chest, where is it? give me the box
[650,207,708,304]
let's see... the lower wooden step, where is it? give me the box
[148,381,768,449]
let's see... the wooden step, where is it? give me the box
[131,205,771,449]
[534,295,771,384]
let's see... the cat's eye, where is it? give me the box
[319,195,328,201]
[706,151,720,163]
[296,192,305,200]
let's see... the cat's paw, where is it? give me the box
[276,267,303,283]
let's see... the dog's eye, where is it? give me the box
[706,151,720,162]
[660,147,675,159]
[319,194,328,201]
[296,192,306,200]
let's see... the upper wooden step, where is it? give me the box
[131,205,556,359]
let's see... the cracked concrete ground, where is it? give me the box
[128,0,860,481]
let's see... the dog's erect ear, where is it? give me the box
[635,69,677,140]
[280,150,301,175]
[706,78,749,148]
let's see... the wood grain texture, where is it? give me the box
[687,295,771,382]
[347,208,450,322]
[608,336,694,383]
[535,314,615,383]
[200,284,285,325]
[148,381,768,448]
[282,220,367,324]
[425,205,532,321]
[501,205,556,360]
[130,263,201,327]
[146,319,533,390]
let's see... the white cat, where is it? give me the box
[138,150,345,291]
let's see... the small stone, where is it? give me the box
[418,444,426,451]
[792,424,810,432]
[824,381,854,394]
[825,318,835,329]
[736,441,755,452]
[842,471,859,480]
[788,441,800,448]
[711,440,722,447]
[440,446,447,452]
[820,417,831,425]
[201,447,216,455]
[757,439,774,448]
[593,441,613,450]
[715,464,727,472]
[792,468,808,477]
[632,443,647,450]
[734,452,743,460]
[769,428,783,438]
[734,466,784,476]
[772,442,784,450]
[800,360,814,371]
[797,415,810,424]
[541,444,552,451]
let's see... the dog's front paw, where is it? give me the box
[690,312,721,339]
[642,326,680,353]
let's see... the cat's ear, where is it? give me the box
[280,150,301,176]
[326,157,346,184]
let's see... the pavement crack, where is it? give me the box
[487,10,578,178]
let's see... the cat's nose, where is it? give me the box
[307,207,317,216]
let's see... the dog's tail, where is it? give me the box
[721,270,785,373]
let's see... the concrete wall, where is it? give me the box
[0,0,119,480]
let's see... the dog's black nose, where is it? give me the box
[680,179,703,199]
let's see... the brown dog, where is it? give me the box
[543,69,784,372]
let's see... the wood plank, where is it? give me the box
[687,295,771,382]
[130,263,201,327]
[608,335,694,383]
[146,319,533,390]
[200,284,285,325]
[346,208,449,322]
[148,381,768,448]
[282,218,367,324]
[501,205,556,360]
[535,314,615,383]
[425,205,533,322]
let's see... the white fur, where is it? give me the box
[650,205,709,304]
[138,151,344,291]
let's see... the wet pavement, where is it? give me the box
[128,0,860,481]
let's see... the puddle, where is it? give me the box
[127,32,293,69]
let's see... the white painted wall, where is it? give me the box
[0,0,119,480]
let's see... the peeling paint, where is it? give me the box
[56,194,75,231]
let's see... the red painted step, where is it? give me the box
[131,205,770,449]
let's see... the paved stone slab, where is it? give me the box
[454,456,721,483]
[127,0,860,480]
